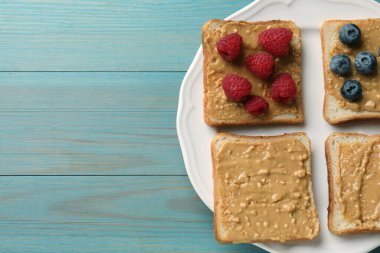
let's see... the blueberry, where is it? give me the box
[339,24,361,46]
[340,80,362,101]
[330,54,351,75]
[355,51,377,75]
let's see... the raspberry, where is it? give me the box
[258,28,293,58]
[222,74,252,102]
[244,96,269,116]
[271,73,297,104]
[216,33,243,61]
[245,52,274,79]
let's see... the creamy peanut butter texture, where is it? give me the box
[215,138,319,242]
[203,20,302,121]
[338,137,380,225]
[328,19,380,112]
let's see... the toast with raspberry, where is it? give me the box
[321,19,380,124]
[202,19,303,126]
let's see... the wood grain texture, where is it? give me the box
[1,0,380,252]
[0,0,251,71]
[0,72,184,175]
[0,176,267,253]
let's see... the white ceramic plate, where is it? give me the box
[177,0,380,252]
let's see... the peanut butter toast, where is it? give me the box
[326,133,380,235]
[321,19,380,124]
[202,20,303,126]
[212,132,319,243]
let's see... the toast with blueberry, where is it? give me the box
[202,20,303,126]
[321,19,380,124]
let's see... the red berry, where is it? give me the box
[245,52,274,79]
[216,33,243,61]
[259,28,293,58]
[244,96,269,116]
[222,74,252,102]
[271,73,297,104]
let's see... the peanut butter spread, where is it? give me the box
[203,20,302,121]
[328,19,380,112]
[215,138,319,242]
[338,137,380,225]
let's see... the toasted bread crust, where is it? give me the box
[321,19,380,124]
[211,133,225,243]
[212,132,319,243]
[325,114,380,125]
[202,20,213,127]
[202,19,303,127]
[325,133,380,234]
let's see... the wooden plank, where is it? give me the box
[0,72,183,175]
[0,0,252,71]
[1,0,380,71]
[0,176,268,253]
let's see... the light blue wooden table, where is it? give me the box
[0,1,379,252]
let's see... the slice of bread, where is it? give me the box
[325,132,380,235]
[212,132,319,243]
[202,20,303,126]
[321,19,380,124]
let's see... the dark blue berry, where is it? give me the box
[330,54,351,75]
[340,80,362,101]
[339,24,361,46]
[355,51,377,75]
